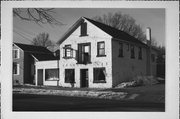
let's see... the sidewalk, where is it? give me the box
[13,84,165,103]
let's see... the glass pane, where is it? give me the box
[84,45,89,53]
[99,42,105,48]
[99,49,105,55]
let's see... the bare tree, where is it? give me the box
[32,32,54,51]
[13,8,63,25]
[93,12,147,42]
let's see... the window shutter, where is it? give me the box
[81,22,87,36]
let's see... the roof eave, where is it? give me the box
[57,17,85,45]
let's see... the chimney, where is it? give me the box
[146,27,151,45]
[146,27,152,76]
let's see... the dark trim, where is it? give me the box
[93,80,106,83]
[96,55,106,57]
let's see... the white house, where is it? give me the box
[35,17,157,88]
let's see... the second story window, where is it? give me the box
[119,43,123,57]
[97,41,105,57]
[77,43,91,64]
[130,45,135,59]
[13,49,19,59]
[63,45,73,58]
[138,47,142,60]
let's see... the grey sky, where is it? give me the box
[13,8,165,47]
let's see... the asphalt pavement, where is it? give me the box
[13,93,165,112]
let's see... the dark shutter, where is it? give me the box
[81,22,87,36]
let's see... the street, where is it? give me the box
[13,94,165,111]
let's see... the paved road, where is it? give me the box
[13,94,165,111]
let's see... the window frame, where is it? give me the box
[118,42,123,57]
[13,49,20,59]
[93,67,106,83]
[130,45,135,59]
[13,62,19,75]
[65,69,75,83]
[45,68,59,81]
[63,44,73,59]
[97,41,106,57]
[138,46,142,60]
[77,43,91,64]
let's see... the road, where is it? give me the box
[13,94,165,111]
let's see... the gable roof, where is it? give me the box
[14,43,59,61]
[14,43,53,54]
[31,53,59,61]
[57,17,147,46]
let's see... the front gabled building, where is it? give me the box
[13,43,58,85]
[54,17,157,88]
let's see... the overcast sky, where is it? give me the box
[13,8,165,47]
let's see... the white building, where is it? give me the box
[35,17,157,88]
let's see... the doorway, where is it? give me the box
[37,69,43,85]
[80,69,88,88]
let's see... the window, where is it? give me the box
[65,69,75,83]
[13,62,19,75]
[80,22,88,36]
[77,43,91,64]
[130,45,135,59]
[13,49,19,59]
[93,67,106,83]
[45,68,59,81]
[126,43,129,51]
[119,43,123,57]
[97,41,105,56]
[63,45,73,58]
[151,54,155,62]
[138,47,142,60]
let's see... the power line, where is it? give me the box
[13,29,32,43]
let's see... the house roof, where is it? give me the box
[14,43,53,54]
[31,53,59,61]
[57,17,147,46]
[14,43,59,61]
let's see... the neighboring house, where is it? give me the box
[13,43,58,85]
[35,17,157,88]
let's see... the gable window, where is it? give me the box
[93,67,106,83]
[119,43,123,57]
[13,62,19,75]
[138,47,142,60]
[63,45,73,58]
[97,41,105,57]
[130,45,135,59]
[77,43,91,64]
[13,49,19,59]
[80,22,88,36]
[65,69,75,83]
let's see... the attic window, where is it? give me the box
[80,22,88,36]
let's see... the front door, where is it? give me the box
[80,69,88,88]
[37,69,43,85]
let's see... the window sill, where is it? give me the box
[118,55,124,58]
[76,62,92,64]
[96,55,106,57]
[65,82,76,83]
[45,80,59,81]
[63,57,73,59]
[79,34,88,37]
[93,80,106,83]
